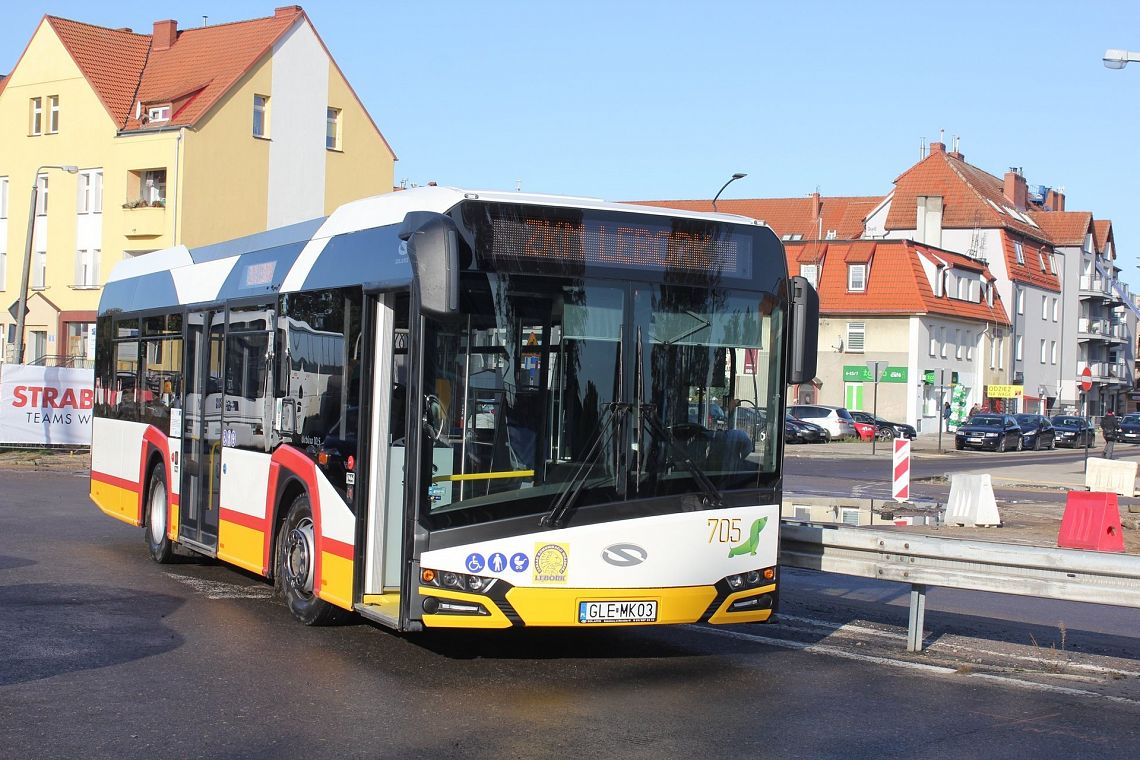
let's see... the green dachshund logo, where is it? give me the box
[728,517,767,557]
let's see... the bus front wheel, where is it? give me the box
[276,494,343,626]
[145,464,173,563]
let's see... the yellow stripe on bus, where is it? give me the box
[90,481,140,526]
[506,585,718,627]
[420,587,513,629]
[706,583,777,625]
[432,469,534,483]
[217,520,267,576]
[318,552,355,611]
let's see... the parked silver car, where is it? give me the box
[787,404,858,439]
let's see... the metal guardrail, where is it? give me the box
[780,521,1140,651]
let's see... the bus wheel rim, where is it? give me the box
[149,482,166,545]
[285,517,316,595]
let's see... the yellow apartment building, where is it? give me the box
[0,5,395,364]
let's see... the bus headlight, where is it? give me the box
[421,568,497,595]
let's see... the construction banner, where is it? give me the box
[0,364,95,446]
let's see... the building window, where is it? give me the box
[1,251,6,288]
[0,176,7,219]
[929,330,937,357]
[326,107,342,150]
[30,97,42,135]
[966,333,973,360]
[48,95,59,133]
[1041,295,1048,320]
[954,328,962,359]
[1050,340,1057,365]
[128,169,167,206]
[253,94,269,138]
[847,263,866,292]
[840,508,860,526]
[956,278,966,300]
[1049,253,1057,274]
[800,263,818,288]
[32,250,46,289]
[846,322,865,353]
[35,175,48,216]
[1039,339,1046,364]
[940,327,947,358]
[1052,297,1058,322]
[998,334,1004,370]
[1014,241,1025,264]
[75,249,100,287]
[1015,335,1023,361]
[1016,289,1024,315]
[147,105,172,123]
[1038,250,1046,271]
[78,170,103,214]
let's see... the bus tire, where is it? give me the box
[145,464,174,564]
[276,493,343,626]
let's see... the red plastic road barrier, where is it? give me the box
[892,438,910,502]
[1057,491,1124,552]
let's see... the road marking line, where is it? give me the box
[688,625,1140,706]
[165,573,274,600]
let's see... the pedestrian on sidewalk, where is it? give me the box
[943,401,952,432]
[1101,410,1118,459]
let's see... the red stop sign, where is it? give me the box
[1081,366,1092,392]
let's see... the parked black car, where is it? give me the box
[1050,415,1096,448]
[1115,413,1140,444]
[1014,413,1055,450]
[786,414,829,444]
[848,411,917,441]
[954,414,1023,452]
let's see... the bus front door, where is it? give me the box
[180,309,224,550]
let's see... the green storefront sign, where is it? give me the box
[843,365,908,383]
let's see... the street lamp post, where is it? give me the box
[14,164,78,364]
[866,360,887,455]
[1104,49,1140,69]
[711,172,747,212]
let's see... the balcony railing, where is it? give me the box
[123,205,167,238]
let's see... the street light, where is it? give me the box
[14,164,79,364]
[1103,49,1140,69]
[711,172,747,212]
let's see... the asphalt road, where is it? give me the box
[3,468,1140,759]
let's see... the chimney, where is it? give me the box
[153,19,177,51]
[948,136,964,161]
[1045,188,1066,212]
[810,191,821,221]
[929,141,946,155]
[1003,168,1028,210]
[276,5,304,16]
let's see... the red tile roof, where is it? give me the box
[45,17,151,128]
[124,11,302,130]
[785,240,1009,325]
[1027,209,1092,247]
[634,195,882,241]
[1002,233,1061,292]
[1093,220,1114,256]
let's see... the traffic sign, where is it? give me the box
[1081,366,1092,393]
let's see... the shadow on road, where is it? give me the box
[0,583,185,686]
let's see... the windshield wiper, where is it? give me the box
[540,402,630,529]
[638,404,724,508]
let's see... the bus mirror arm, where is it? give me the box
[401,212,460,318]
[786,275,819,386]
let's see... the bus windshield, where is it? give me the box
[421,271,783,525]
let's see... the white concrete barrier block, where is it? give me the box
[945,473,1002,527]
[1085,458,1138,497]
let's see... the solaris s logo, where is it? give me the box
[601,543,648,567]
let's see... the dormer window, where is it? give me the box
[1014,241,1025,264]
[847,263,866,292]
[147,105,172,123]
[800,263,818,288]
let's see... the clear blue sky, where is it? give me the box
[5,1,1140,277]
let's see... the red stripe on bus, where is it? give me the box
[91,469,139,493]
[140,426,171,528]
[219,508,268,532]
[266,446,325,592]
[322,536,354,560]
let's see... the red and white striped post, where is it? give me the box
[893,438,911,502]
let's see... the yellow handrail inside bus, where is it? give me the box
[432,469,534,483]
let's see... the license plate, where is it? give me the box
[968,437,982,443]
[578,600,657,624]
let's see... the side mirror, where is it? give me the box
[400,212,460,318]
[786,275,819,385]
[423,394,446,443]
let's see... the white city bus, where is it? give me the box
[90,187,817,630]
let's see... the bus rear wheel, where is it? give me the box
[145,464,173,563]
[276,494,343,626]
